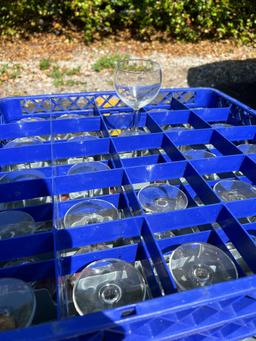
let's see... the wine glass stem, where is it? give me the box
[133,110,140,131]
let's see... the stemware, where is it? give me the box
[0,210,36,239]
[0,170,49,209]
[55,114,92,140]
[18,117,45,123]
[58,135,98,166]
[213,180,256,202]
[168,242,238,290]
[0,278,36,330]
[63,199,119,228]
[67,161,111,199]
[183,149,216,160]
[138,183,188,213]
[114,58,162,134]
[237,143,256,154]
[211,123,232,128]
[72,258,146,315]
[3,137,45,171]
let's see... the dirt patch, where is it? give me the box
[0,33,255,104]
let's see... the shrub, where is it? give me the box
[0,0,255,44]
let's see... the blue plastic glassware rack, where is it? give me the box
[1,87,256,340]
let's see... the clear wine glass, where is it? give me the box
[168,242,238,291]
[0,170,49,209]
[138,183,188,213]
[237,143,256,154]
[213,180,256,202]
[211,123,232,128]
[3,137,45,171]
[63,199,119,228]
[114,58,162,135]
[183,149,216,160]
[0,210,36,239]
[72,258,146,315]
[0,278,36,330]
[67,161,111,200]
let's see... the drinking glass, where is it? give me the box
[72,258,146,315]
[211,123,232,128]
[138,183,188,213]
[237,143,256,154]
[0,210,36,239]
[56,114,86,120]
[163,124,193,132]
[18,117,45,123]
[4,136,42,149]
[183,149,216,160]
[3,137,45,171]
[59,135,99,166]
[55,114,94,141]
[168,242,238,291]
[67,161,111,200]
[0,278,36,330]
[68,161,110,175]
[114,59,162,134]
[0,170,49,209]
[213,180,256,202]
[63,199,119,228]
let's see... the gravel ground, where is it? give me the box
[0,33,255,106]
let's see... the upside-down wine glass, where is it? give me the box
[114,59,162,135]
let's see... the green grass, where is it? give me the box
[41,63,84,88]
[65,66,81,76]
[39,58,51,71]
[49,65,63,80]
[9,64,21,79]
[0,63,21,83]
[0,63,9,76]
[92,53,129,72]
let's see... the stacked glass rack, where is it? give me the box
[0,88,256,340]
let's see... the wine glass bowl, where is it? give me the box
[0,278,36,330]
[114,59,162,132]
[237,143,256,154]
[63,199,119,228]
[183,149,216,160]
[72,258,146,315]
[213,180,256,202]
[138,183,188,213]
[168,242,238,291]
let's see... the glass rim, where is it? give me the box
[0,277,37,327]
[213,179,256,192]
[72,258,147,316]
[0,169,46,183]
[183,148,216,159]
[63,198,119,228]
[211,123,232,128]
[237,143,256,151]
[115,58,161,73]
[0,209,35,221]
[137,183,188,212]
[68,161,110,175]
[168,242,238,290]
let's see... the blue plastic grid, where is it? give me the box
[0,88,256,340]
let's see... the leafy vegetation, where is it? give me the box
[42,63,84,88]
[39,58,51,70]
[0,63,21,83]
[0,1,255,44]
[92,54,129,72]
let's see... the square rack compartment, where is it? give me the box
[1,87,256,340]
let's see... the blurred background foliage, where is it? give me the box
[0,0,255,44]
